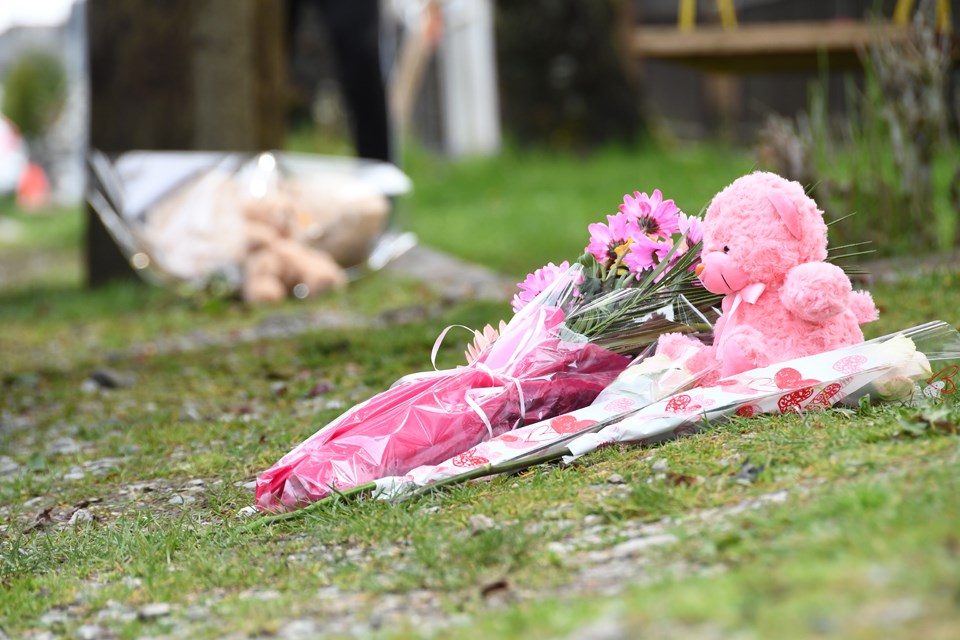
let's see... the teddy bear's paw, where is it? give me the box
[720,329,770,377]
[849,290,879,324]
[655,332,706,360]
[686,346,720,376]
[781,262,851,322]
[655,333,718,376]
[243,275,286,304]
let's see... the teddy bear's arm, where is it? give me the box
[780,261,851,323]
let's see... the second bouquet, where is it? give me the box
[256,189,718,511]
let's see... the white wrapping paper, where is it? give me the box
[565,321,959,460]
[376,321,960,498]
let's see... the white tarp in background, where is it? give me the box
[88,149,414,290]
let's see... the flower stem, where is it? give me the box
[237,482,378,532]
[403,450,572,500]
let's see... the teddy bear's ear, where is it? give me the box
[765,188,802,239]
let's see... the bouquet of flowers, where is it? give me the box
[513,189,717,354]
[374,335,716,499]
[255,189,718,512]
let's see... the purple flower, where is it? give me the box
[678,211,703,248]
[622,234,662,274]
[674,211,705,272]
[586,213,642,267]
[512,261,575,313]
[619,189,681,240]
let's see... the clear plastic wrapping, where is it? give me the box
[563,320,960,459]
[255,256,725,511]
[87,150,413,295]
[374,329,717,499]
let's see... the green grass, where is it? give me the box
[402,142,754,277]
[0,196,82,251]
[0,271,454,378]
[1,141,959,639]
[0,196,84,292]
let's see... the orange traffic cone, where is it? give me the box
[16,162,50,211]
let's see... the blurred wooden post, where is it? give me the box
[678,0,696,31]
[85,0,285,287]
[704,73,742,141]
[437,0,500,157]
[390,1,443,139]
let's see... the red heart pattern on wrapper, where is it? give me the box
[807,383,843,410]
[699,370,721,387]
[603,398,635,412]
[700,370,741,388]
[926,365,958,396]
[736,404,760,417]
[777,387,815,413]
[665,394,703,414]
[550,415,597,433]
[451,450,490,468]
[549,415,598,434]
[774,367,820,390]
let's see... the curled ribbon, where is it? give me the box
[466,361,526,439]
[393,308,559,437]
[715,282,766,361]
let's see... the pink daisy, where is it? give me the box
[586,213,642,266]
[673,211,705,273]
[622,234,662,274]
[512,261,573,312]
[654,238,679,264]
[677,211,703,248]
[648,241,683,282]
[619,189,681,239]
[465,320,508,364]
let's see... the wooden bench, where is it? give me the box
[630,0,954,73]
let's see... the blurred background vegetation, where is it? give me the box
[0,0,957,296]
[2,50,67,141]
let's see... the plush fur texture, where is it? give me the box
[660,171,878,378]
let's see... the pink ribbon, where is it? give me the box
[715,282,766,360]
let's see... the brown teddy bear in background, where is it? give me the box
[241,195,347,303]
[280,180,390,268]
[140,170,389,303]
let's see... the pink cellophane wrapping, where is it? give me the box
[374,341,711,498]
[256,304,630,511]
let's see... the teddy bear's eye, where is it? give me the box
[723,246,730,253]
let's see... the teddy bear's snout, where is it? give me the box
[697,250,750,295]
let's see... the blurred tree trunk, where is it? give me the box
[85,0,285,286]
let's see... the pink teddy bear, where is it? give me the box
[660,171,878,378]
